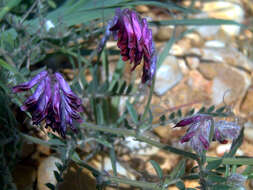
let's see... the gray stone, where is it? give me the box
[154,55,183,96]
[37,156,62,190]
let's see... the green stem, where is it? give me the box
[106,176,160,189]
[81,121,198,160]
[140,74,155,127]
[81,122,253,165]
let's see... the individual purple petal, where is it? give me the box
[21,80,46,111]
[174,115,203,128]
[52,82,61,122]
[180,130,196,143]
[55,72,81,104]
[32,76,52,125]
[123,15,135,49]
[12,71,48,93]
[199,135,209,150]
[131,11,142,51]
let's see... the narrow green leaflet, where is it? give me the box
[151,18,243,27]
[110,148,117,176]
[0,59,19,74]
[126,100,139,125]
[150,160,163,179]
[0,0,22,20]
[206,159,223,171]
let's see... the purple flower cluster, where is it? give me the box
[109,8,156,84]
[174,114,241,154]
[13,71,83,137]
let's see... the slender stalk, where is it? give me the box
[81,121,198,160]
[140,74,155,126]
[105,176,162,189]
[81,122,253,165]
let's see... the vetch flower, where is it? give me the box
[174,114,213,154]
[174,114,241,154]
[108,8,157,84]
[13,71,83,137]
[213,120,241,144]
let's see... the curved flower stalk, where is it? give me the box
[99,8,157,84]
[13,71,83,137]
[174,114,241,154]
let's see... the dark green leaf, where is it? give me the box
[169,112,175,120]
[118,81,127,94]
[198,106,206,113]
[207,105,215,113]
[210,184,230,190]
[207,173,226,183]
[206,159,222,171]
[176,181,185,190]
[110,148,117,176]
[186,109,195,116]
[125,84,133,95]
[0,0,22,20]
[216,106,226,113]
[95,138,112,148]
[150,160,163,179]
[54,170,63,182]
[160,115,166,125]
[177,109,182,117]
[45,183,55,190]
[55,162,63,172]
[170,159,186,179]
[126,100,138,125]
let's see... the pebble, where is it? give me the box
[244,126,253,143]
[204,40,225,48]
[37,156,62,190]
[211,64,250,105]
[203,1,244,36]
[154,55,183,96]
[216,144,243,157]
[240,88,253,114]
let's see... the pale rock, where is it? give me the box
[216,144,243,157]
[154,55,183,96]
[240,88,253,114]
[177,58,189,74]
[244,123,253,143]
[202,48,223,62]
[37,156,62,190]
[204,40,225,48]
[170,44,184,56]
[102,157,135,179]
[203,1,244,36]
[186,57,200,69]
[198,46,253,72]
[123,136,159,156]
[198,63,219,80]
[155,26,173,41]
[211,64,250,105]
[185,32,203,46]
[135,5,149,13]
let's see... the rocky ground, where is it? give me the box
[12,0,253,190]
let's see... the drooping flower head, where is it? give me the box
[174,114,241,154]
[13,71,83,137]
[108,8,156,84]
